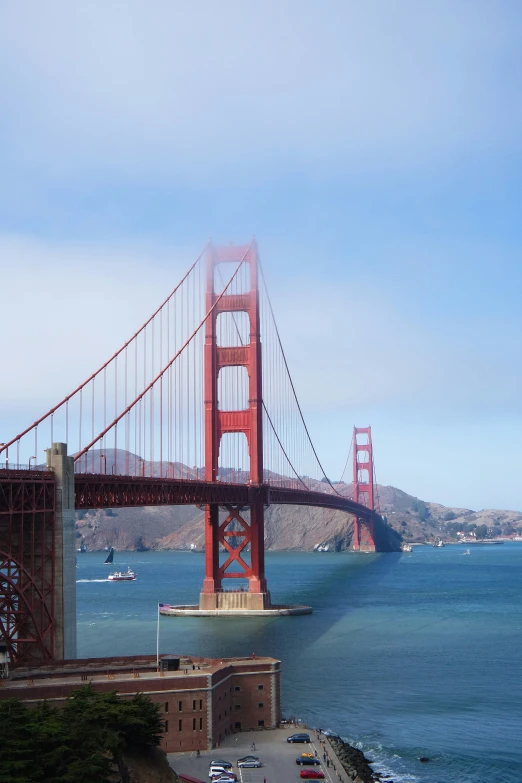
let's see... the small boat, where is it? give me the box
[462,548,470,556]
[108,568,136,581]
[104,547,115,564]
[401,543,413,552]
[433,538,444,547]
[189,543,197,552]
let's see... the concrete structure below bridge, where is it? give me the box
[199,588,272,612]
[160,600,312,617]
[159,588,312,615]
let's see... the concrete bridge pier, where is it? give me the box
[46,443,76,660]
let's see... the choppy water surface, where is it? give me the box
[77,543,522,783]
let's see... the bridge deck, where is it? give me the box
[0,469,371,517]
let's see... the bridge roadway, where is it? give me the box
[0,469,372,517]
[73,473,372,517]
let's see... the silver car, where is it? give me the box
[237,758,262,768]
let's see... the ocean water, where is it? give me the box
[76,543,522,783]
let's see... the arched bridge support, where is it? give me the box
[0,442,75,666]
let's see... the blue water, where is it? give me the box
[77,544,522,783]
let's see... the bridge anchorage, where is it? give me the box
[1,240,381,663]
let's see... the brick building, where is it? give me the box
[0,653,281,753]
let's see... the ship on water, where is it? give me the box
[108,568,136,581]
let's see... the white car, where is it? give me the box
[209,767,231,779]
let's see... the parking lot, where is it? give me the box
[168,726,339,783]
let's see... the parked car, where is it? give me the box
[300,771,325,779]
[287,733,311,743]
[296,757,321,766]
[209,760,232,769]
[237,756,259,764]
[209,767,233,779]
[211,777,237,783]
[237,758,262,768]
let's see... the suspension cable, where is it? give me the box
[0,243,210,457]
[74,244,251,462]
[258,260,342,496]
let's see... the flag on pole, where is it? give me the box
[156,602,161,670]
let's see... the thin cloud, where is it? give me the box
[1,1,521,182]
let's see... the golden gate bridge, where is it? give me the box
[0,241,379,665]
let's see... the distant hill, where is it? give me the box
[377,485,522,543]
[74,449,522,552]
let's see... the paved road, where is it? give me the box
[168,726,339,783]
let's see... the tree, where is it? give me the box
[443,511,456,521]
[0,687,163,783]
[0,699,36,783]
[64,686,163,783]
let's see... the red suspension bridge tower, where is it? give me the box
[200,243,269,610]
[351,426,376,552]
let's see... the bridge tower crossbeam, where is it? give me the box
[200,243,270,611]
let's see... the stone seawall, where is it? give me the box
[322,732,381,783]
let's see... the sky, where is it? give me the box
[1,1,521,511]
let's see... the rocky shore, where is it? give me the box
[325,734,382,783]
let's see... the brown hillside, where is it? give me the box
[74,451,522,550]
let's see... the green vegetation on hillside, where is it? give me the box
[0,686,164,783]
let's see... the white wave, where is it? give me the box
[369,754,420,783]
[76,578,108,583]
[338,736,420,783]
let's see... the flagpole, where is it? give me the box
[156,601,160,670]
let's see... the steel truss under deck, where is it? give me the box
[74,473,372,517]
[0,470,56,665]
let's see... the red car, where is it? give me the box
[300,771,325,780]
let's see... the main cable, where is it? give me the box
[258,259,342,497]
[75,245,252,462]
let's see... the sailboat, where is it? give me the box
[104,547,114,565]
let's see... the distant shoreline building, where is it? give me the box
[0,653,281,753]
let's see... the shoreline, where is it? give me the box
[326,734,379,782]
[301,727,385,783]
